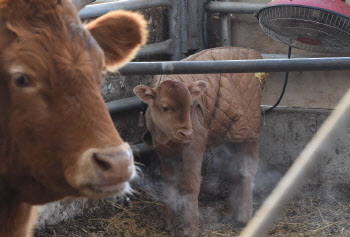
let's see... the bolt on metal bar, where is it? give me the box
[207,2,267,14]
[79,0,173,19]
[117,57,350,75]
[240,88,350,237]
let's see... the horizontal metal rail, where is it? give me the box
[131,143,153,157]
[107,96,143,114]
[136,39,175,58]
[118,57,350,75]
[240,89,350,237]
[206,2,266,14]
[79,0,173,19]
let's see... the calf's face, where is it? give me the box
[134,80,207,143]
[0,0,147,203]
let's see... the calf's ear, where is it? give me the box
[134,85,155,104]
[86,10,148,71]
[188,81,208,101]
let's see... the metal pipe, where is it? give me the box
[220,0,232,47]
[118,57,350,75]
[79,0,173,19]
[107,96,143,115]
[136,39,175,57]
[180,0,188,54]
[169,0,182,61]
[131,143,153,157]
[240,89,350,237]
[207,2,266,14]
[220,13,232,46]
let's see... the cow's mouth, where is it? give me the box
[92,182,127,193]
[172,137,192,144]
[82,181,131,198]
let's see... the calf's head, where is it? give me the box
[0,0,147,203]
[134,80,208,143]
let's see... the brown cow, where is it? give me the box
[0,0,147,236]
[134,47,264,237]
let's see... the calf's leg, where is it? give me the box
[224,141,259,224]
[181,145,205,237]
[160,156,180,231]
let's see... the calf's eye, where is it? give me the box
[162,106,169,112]
[14,74,32,88]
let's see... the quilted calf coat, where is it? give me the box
[152,47,264,147]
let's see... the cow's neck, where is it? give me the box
[0,183,37,237]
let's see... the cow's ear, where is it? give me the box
[86,10,148,71]
[188,81,208,101]
[134,85,154,104]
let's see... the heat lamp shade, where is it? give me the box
[267,0,350,17]
[257,0,350,53]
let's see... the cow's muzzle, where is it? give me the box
[174,129,193,143]
[71,143,135,198]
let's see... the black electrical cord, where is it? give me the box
[264,46,292,113]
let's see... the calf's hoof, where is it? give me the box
[184,226,199,237]
[236,211,252,225]
[162,213,177,232]
[163,220,177,232]
[219,214,248,228]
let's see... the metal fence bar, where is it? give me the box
[169,0,182,60]
[79,0,173,19]
[240,88,350,237]
[107,96,143,114]
[207,2,266,14]
[136,39,175,57]
[220,0,232,47]
[117,57,350,75]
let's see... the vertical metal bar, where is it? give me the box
[240,89,350,237]
[187,0,201,51]
[169,0,182,60]
[180,0,188,54]
[220,13,232,46]
[220,0,232,47]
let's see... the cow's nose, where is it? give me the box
[178,130,193,140]
[90,143,134,184]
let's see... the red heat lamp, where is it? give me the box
[256,0,350,54]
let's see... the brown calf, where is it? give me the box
[0,0,147,236]
[134,47,264,237]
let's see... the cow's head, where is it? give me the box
[0,0,147,203]
[134,80,208,143]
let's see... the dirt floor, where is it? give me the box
[34,181,350,237]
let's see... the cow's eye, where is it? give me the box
[14,74,32,87]
[162,106,169,112]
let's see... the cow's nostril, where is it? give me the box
[178,130,193,140]
[93,153,111,171]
